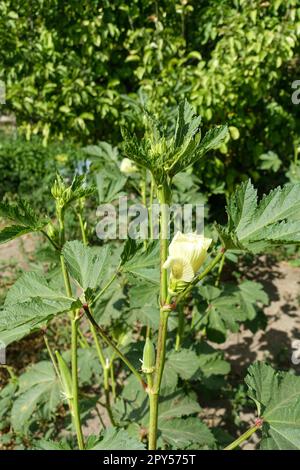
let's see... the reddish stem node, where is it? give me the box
[254,417,263,427]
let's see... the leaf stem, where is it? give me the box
[41,229,60,251]
[224,423,261,450]
[91,324,116,426]
[215,252,226,287]
[91,269,119,307]
[83,304,147,389]
[43,335,61,380]
[77,210,88,246]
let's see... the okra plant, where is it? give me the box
[1,101,300,450]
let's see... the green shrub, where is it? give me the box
[0,134,84,209]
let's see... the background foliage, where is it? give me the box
[0,0,300,196]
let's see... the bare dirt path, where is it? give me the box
[221,259,300,374]
[207,257,300,449]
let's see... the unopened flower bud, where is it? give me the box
[141,338,156,374]
[51,175,65,199]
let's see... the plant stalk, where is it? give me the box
[71,316,85,450]
[59,210,84,450]
[148,183,170,450]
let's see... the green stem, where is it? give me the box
[148,183,170,450]
[78,327,90,348]
[77,211,88,246]
[91,269,119,307]
[110,361,116,402]
[91,324,116,426]
[71,316,85,450]
[59,212,84,450]
[44,335,61,379]
[149,174,155,240]
[60,254,72,297]
[215,252,225,287]
[224,424,260,450]
[146,372,157,450]
[83,304,147,389]
[157,185,169,304]
[175,304,184,351]
[141,168,148,250]
[103,366,116,426]
[41,229,60,251]
[154,307,170,392]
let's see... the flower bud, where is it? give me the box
[163,231,212,292]
[51,175,65,200]
[141,338,156,374]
